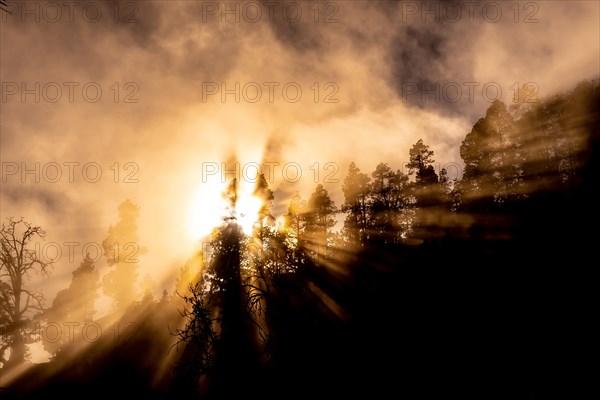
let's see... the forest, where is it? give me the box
[1,80,598,398]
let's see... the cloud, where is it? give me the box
[1,0,598,305]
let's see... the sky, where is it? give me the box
[1,0,598,309]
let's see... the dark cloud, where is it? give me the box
[259,0,323,52]
[1,185,64,213]
[101,0,164,49]
[388,10,479,117]
[175,30,241,86]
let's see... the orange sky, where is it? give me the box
[1,0,598,309]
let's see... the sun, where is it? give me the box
[187,180,227,241]
[235,191,263,235]
[187,179,263,240]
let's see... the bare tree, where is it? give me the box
[0,218,51,369]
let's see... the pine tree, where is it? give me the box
[42,253,99,356]
[368,163,409,244]
[102,199,147,312]
[283,192,309,266]
[341,162,370,246]
[304,184,337,262]
[408,139,437,186]
[460,100,517,211]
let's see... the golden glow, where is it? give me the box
[235,190,263,235]
[187,180,229,241]
[187,180,263,239]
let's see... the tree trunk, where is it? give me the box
[4,330,25,369]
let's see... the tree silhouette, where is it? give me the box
[341,162,370,247]
[176,178,259,396]
[283,192,309,267]
[4,80,598,400]
[0,218,51,369]
[304,184,337,262]
[245,174,279,349]
[407,139,456,241]
[253,173,275,227]
[249,173,278,277]
[460,100,518,212]
[102,199,147,312]
[408,139,437,186]
[368,163,410,244]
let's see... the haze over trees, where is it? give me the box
[1,80,598,398]
[102,199,147,313]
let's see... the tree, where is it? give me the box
[42,253,99,356]
[249,173,276,269]
[253,173,275,228]
[102,199,147,312]
[283,192,309,266]
[368,163,410,244]
[160,289,169,303]
[141,273,156,303]
[438,167,454,210]
[407,139,439,213]
[246,174,278,351]
[460,100,517,211]
[408,139,437,186]
[0,218,51,369]
[177,178,257,395]
[407,140,454,241]
[304,184,337,262]
[341,162,370,246]
[70,253,99,321]
[175,251,204,295]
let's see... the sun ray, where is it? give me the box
[187,176,264,240]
